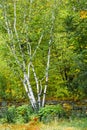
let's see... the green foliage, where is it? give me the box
[38,105,65,123]
[2,104,65,124]
[15,105,33,123]
[0,103,87,124]
[0,43,26,101]
[0,0,87,103]
[0,73,7,99]
[0,104,34,124]
[7,105,16,123]
[0,118,8,124]
[63,0,87,97]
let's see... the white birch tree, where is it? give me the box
[1,0,56,111]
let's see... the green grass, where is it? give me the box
[41,118,87,130]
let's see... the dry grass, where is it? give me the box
[0,123,40,130]
[0,119,87,130]
[0,124,75,130]
[40,121,80,130]
[0,124,82,130]
[0,119,40,130]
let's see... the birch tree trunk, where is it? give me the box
[42,10,55,107]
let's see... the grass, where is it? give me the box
[41,118,87,130]
[0,118,87,130]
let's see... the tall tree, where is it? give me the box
[1,0,56,110]
[63,0,87,97]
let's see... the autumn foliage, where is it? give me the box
[80,10,87,19]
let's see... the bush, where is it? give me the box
[38,104,66,123]
[0,104,34,124]
[7,105,16,123]
[15,104,33,123]
[0,118,7,124]
[0,107,7,119]
[0,104,66,124]
[14,115,25,124]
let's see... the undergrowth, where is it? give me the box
[0,103,87,125]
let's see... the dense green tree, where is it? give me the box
[63,0,87,97]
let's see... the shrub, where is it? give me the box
[15,104,33,123]
[0,104,66,124]
[1,104,34,124]
[0,107,7,119]
[38,104,65,123]
[14,115,25,124]
[0,118,7,124]
[7,105,16,123]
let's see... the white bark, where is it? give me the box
[42,9,55,107]
[31,63,41,108]
[42,42,51,107]
[23,72,37,109]
[13,1,26,72]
